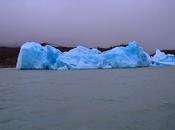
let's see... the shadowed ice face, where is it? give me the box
[0,0,175,53]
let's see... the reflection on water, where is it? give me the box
[0,67,175,130]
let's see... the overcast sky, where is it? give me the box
[0,0,175,52]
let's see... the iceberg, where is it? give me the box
[16,41,175,70]
[151,49,175,66]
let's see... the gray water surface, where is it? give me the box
[0,67,175,130]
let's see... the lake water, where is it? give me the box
[0,67,175,130]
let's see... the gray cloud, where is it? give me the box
[0,0,175,53]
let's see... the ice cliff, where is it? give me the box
[16,41,175,70]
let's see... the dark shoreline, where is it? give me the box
[0,45,175,68]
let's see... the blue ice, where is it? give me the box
[16,41,175,70]
[151,49,175,66]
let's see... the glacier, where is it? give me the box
[16,41,175,70]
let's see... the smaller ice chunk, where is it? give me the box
[151,49,175,66]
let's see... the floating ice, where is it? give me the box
[16,41,151,69]
[16,41,174,70]
[151,49,175,66]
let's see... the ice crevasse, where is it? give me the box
[16,41,175,70]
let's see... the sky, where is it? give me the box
[0,0,175,52]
